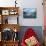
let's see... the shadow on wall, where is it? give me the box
[18,26,43,44]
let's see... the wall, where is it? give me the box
[0,0,44,26]
[18,0,44,26]
[0,0,15,7]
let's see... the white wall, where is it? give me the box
[0,0,44,26]
[0,0,15,7]
[18,0,44,26]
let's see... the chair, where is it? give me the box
[21,28,41,46]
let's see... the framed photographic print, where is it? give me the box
[23,8,37,18]
[9,10,17,15]
[2,10,9,15]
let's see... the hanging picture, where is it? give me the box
[2,10,9,15]
[23,8,37,18]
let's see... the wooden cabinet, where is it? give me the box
[0,7,20,46]
[2,41,19,46]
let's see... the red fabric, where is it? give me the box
[21,28,41,46]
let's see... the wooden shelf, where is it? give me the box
[1,40,19,46]
[0,24,20,32]
[0,7,19,10]
[0,7,20,46]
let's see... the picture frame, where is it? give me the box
[23,8,37,18]
[2,10,9,15]
[9,10,17,15]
